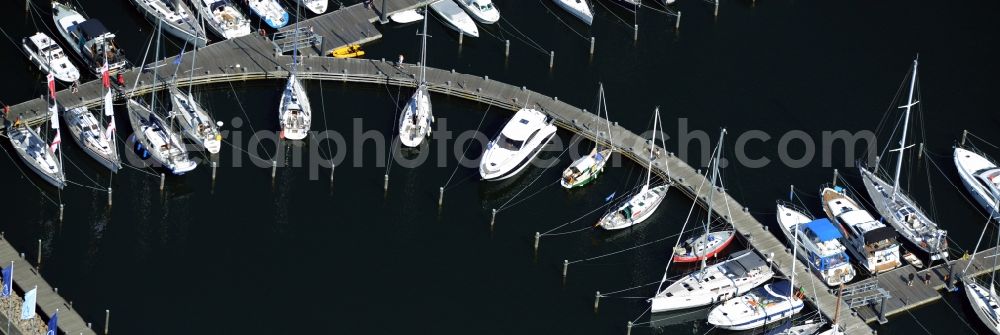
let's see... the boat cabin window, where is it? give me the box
[497,134,523,150]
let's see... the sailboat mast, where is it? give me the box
[151,20,161,117]
[187,13,201,94]
[991,205,999,291]
[419,8,428,84]
[892,58,918,200]
[700,128,725,269]
[790,203,798,308]
[645,108,658,188]
[600,84,613,150]
[292,0,300,74]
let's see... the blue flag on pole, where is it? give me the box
[1,263,11,297]
[604,192,616,202]
[21,287,37,319]
[173,48,186,65]
[47,310,58,335]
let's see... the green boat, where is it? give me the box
[561,84,614,189]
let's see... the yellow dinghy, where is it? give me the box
[331,45,365,58]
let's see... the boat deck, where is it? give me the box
[0,236,96,335]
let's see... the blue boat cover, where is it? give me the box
[802,218,842,241]
[765,280,793,298]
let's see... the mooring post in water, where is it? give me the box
[159,173,165,191]
[36,239,41,266]
[626,321,633,335]
[108,188,113,207]
[714,0,719,17]
[459,33,463,45]
[438,186,444,207]
[505,40,510,58]
[211,161,217,182]
[589,37,595,55]
[676,11,682,30]
[330,162,336,185]
[562,260,569,279]
[25,0,29,12]
[271,161,277,180]
[918,142,924,159]
[105,309,110,334]
[533,232,540,252]
[549,51,554,69]
[962,129,968,146]
[832,169,839,187]
[490,208,497,228]
[384,174,389,192]
[594,291,601,312]
[59,204,64,221]
[633,24,638,41]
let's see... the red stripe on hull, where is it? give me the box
[671,234,736,263]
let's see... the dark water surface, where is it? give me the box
[1,0,998,333]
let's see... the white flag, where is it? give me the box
[21,287,37,319]
[49,102,59,130]
[104,91,115,116]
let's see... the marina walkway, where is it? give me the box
[278,0,435,56]
[12,3,999,335]
[0,236,95,335]
[0,31,874,334]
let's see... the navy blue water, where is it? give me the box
[1,0,998,333]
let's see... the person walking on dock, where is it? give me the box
[908,273,915,286]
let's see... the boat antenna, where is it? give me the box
[890,57,919,201]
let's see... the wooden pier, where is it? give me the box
[0,236,95,335]
[277,0,435,56]
[8,3,998,335]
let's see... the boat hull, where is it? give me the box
[859,166,948,261]
[954,147,1000,220]
[130,0,207,47]
[64,107,120,172]
[964,281,1000,335]
[598,185,668,230]
[480,130,557,181]
[8,127,66,189]
[672,231,735,263]
[553,0,593,25]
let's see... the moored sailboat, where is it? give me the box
[129,0,208,46]
[278,3,311,141]
[960,202,1000,335]
[858,57,948,262]
[561,84,613,189]
[552,0,594,25]
[650,250,774,312]
[63,106,120,172]
[9,95,66,189]
[399,10,434,148]
[169,39,221,154]
[191,0,252,39]
[672,128,734,260]
[596,107,668,230]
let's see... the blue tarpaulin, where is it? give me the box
[802,218,842,241]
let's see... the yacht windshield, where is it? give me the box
[498,134,523,150]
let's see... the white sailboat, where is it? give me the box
[479,108,557,181]
[191,0,252,39]
[169,38,221,154]
[278,3,311,141]
[672,129,734,258]
[776,202,856,286]
[650,250,774,313]
[398,10,434,148]
[9,94,66,189]
[859,57,948,261]
[51,2,127,75]
[297,0,328,15]
[248,0,289,29]
[708,208,804,330]
[954,146,1000,220]
[595,108,668,230]
[430,0,479,37]
[22,32,79,83]
[129,0,208,46]
[560,84,612,189]
[126,21,197,175]
[650,130,773,313]
[454,0,499,24]
[821,186,902,274]
[64,105,120,172]
[960,192,1000,335]
[552,0,593,26]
